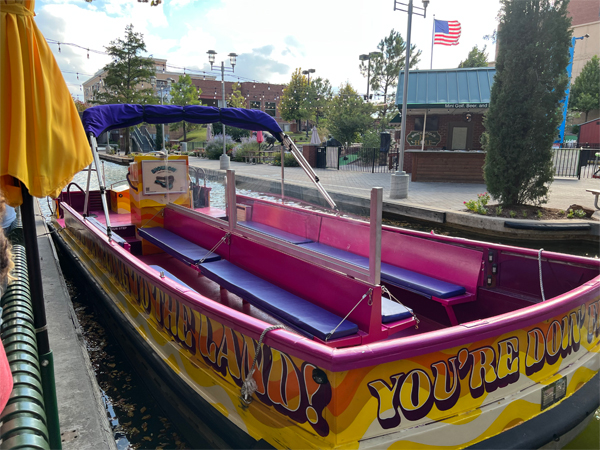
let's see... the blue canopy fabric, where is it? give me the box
[82,104,284,141]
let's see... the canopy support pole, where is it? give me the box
[83,163,93,216]
[369,187,383,285]
[281,135,337,211]
[88,134,112,240]
[226,170,237,231]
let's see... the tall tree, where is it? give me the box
[308,77,333,129]
[227,82,247,109]
[328,83,374,146]
[280,68,311,129]
[95,24,156,154]
[169,74,201,141]
[570,55,600,122]
[458,45,489,68]
[483,0,571,206]
[360,29,421,127]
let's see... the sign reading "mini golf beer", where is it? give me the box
[408,103,489,109]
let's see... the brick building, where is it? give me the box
[192,79,287,125]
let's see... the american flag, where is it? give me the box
[434,19,461,46]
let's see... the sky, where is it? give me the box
[35,0,501,101]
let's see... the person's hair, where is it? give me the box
[0,195,15,294]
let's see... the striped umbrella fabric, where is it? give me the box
[434,19,461,46]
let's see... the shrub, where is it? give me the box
[574,209,586,218]
[361,130,381,149]
[495,206,503,216]
[231,137,260,162]
[205,135,235,160]
[509,210,516,218]
[536,210,543,219]
[464,192,490,215]
[272,152,299,167]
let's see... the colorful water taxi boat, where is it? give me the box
[51,104,599,449]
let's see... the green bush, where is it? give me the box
[361,130,381,148]
[272,152,300,167]
[205,135,235,160]
[232,137,260,162]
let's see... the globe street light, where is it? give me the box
[150,76,174,151]
[390,0,429,199]
[359,52,381,101]
[302,68,315,138]
[207,50,238,169]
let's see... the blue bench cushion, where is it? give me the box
[149,265,195,291]
[382,298,414,324]
[87,217,128,248]
[298,242,465,299]
[138,227,221,265]
[198,260,357,341]
[238,221,313,244]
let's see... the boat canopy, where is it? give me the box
[82,104,284,141]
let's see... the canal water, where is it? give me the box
[49,162,599,449]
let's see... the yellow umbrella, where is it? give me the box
[0,2,92,447]
[0,0,92,207]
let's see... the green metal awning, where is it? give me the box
[396,67,496,109]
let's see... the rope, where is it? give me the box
[325,288,373,342]
[197,232,230,265]
[538,248,546,302]
[382,285,420,329]
[240,325,285,408]
[140,207,165,229]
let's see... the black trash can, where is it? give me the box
[316,147,327,168]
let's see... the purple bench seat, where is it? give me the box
[297,242,466,300]
[138,227,221,265]
[198,259,358,341]
[238,221,313,244]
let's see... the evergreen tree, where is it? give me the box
[360,29,420,126]
[169,74,201,141]
[328,83,374,146]
[280,68,311,130]
[95,24,156,154]
[570,55,600,122]
[483,0,571,206]
[458,45,489,68]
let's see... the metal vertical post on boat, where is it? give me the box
[369,187,383,285]
[83,162,93,216]
[89,134,113,239]
[226,170,237,231]
[280,144,285,202]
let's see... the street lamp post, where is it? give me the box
[208,50,238,170]
[302,69,315,138]
[151,76,174,151]
[359,52,381,101]
[390,0,429,199]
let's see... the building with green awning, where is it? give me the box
[394,67,496,151]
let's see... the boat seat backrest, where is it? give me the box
[248,202,321,242]
[318,216,484,295]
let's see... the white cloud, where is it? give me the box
[35,0,501,100]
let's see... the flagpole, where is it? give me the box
[422,15,435,151]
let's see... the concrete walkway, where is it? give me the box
[35,204,117,450]
[187,156,599,212]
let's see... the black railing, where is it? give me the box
[552,148,600,179]
[337,147,394,173]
